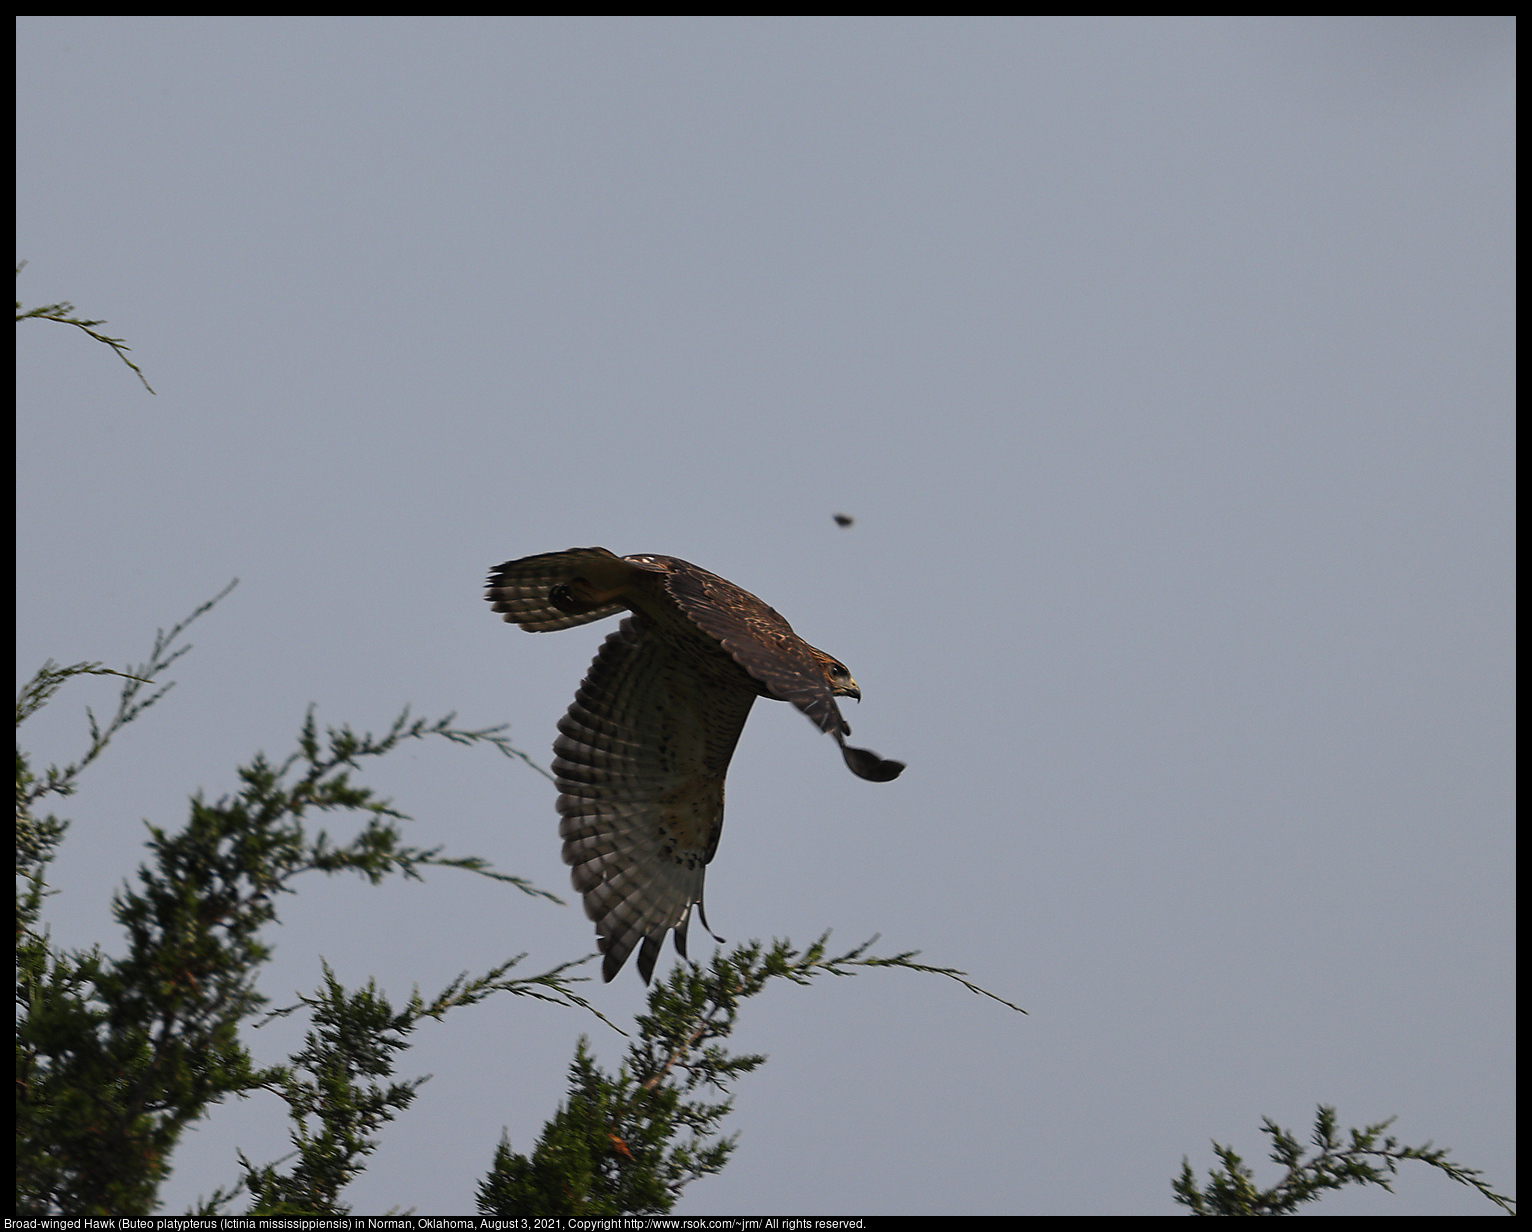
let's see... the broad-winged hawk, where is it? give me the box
[486,547,904,982]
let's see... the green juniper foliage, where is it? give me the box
[478,934,1023,1217]
[1174,1104,1514,1215]
[17,262,156,393]
[16,587,592,1215]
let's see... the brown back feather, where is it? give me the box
[629,555,852,737]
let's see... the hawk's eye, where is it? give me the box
[830,663,848,678]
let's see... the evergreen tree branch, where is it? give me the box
[479,932,1025,1217]
[17,262,156,392]
[1173,1104,1515,1215]
[17,578,238,812]
[17,589,573,1215]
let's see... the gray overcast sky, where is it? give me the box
[16,16,1514,1216]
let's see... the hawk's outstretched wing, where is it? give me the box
[487,548,904,982]
[554,615,756,982]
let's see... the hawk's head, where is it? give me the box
[819,655,861,701]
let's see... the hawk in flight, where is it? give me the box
[486,547,904,983]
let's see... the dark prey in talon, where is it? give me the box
[486,547,905,983]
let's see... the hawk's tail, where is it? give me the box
[487,547,633,632]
